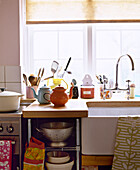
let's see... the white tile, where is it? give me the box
[0,66,5,82]
[6,83,22,93]
[5,66,21,83]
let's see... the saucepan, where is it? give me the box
[0,88,24,112]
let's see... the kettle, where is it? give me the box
[50,83,74,106]
[31,84,51,104]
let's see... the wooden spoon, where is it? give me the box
[37,68,45,86]
[37,68,41,79]
[28,76,37,86]
[23,74,28,86]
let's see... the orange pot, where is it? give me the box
[50,85,73,107]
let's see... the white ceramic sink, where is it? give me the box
[82,107,140,155]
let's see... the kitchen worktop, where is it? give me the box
[22,97,140,118]
[22,99,88,118]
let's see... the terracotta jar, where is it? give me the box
[50,85,73,107]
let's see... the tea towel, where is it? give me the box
[112,117,140,170]
[0,140,12,170]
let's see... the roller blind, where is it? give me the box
[26,0,140,24]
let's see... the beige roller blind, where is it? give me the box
[26,0,140,24]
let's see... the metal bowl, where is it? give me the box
[39,122,73,142]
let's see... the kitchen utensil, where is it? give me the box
[51,61,59,77]
[28,75,37,86]
[62,57,71,78]
[57,66,62,77]
[36,122,73,147]
[36,68,41,85]
[0,88,24,112]
[50,83,74,106]
[37,68,45,86]
[66,71,72,74]
[47,151,70,164]
[44,75,54,81]
[37,68,41,79]
[31,84,51,104]
[23,74,28,86]
[45,160,74,170]
[103,75,108,84]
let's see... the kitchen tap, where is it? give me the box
[104,54,135,91]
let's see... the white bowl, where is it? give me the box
[45,160,74,170]
[47,151,70,164]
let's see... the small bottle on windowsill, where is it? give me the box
[130,83,135,99]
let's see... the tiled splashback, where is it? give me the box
[0,66,21,93]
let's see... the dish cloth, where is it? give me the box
[23,136,45,170]
[0,140,12,170]
[112,117,140,170]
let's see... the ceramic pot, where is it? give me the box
[50,85,73,107]
[0,88,23,112]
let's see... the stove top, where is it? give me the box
[0,106,26,117]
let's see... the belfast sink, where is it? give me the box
[82,107,140,155]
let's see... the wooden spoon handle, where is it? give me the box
[37,68,41,78]
[23,74,28,86]
[40,68,44,78]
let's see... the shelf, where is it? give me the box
[45,146,80,152]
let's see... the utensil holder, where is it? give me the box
[26,86,38,99]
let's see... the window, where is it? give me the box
[22,23,140,95]
[23,24,87,86]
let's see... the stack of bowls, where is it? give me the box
[46,151,74,170]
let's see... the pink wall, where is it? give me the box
[0,0,19,65]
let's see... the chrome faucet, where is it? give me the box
[104,54,135,91]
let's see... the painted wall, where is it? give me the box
[0,0,19,65]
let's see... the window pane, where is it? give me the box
[59,31,84,59]
[96,59,116,83]
[34,60,52,76]
[96,30,120,59]
[122,30,140,59]
[33,31,58,60]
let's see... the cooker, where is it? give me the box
[0,107,24,170]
